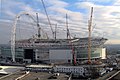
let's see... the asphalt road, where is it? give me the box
[96,70,117,80]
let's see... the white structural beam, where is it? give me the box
[11,12,37,62]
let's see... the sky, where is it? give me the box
[0,0,120,44]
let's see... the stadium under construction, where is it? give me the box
[0,7,110,78]
[7,7,107,65]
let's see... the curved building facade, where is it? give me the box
[0,37,107,64]
[76,48,106,60]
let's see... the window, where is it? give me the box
[37,56,39,58]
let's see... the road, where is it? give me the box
[96,70,117,80]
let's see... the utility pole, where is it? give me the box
[88,7,93,64]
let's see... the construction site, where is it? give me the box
[0,0,120,80]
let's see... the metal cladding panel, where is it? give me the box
[49,50,72,60]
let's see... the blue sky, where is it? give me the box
[1,0,120,44]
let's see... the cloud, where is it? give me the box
[36,0,69,8]
[76,2,95,9]
[76,0,120,41]
[1,0,39,19]
[113,0,120,6]
[78,0,114,2]
[1,0,120,44]
[0,21,12,43]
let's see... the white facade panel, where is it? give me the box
[49,50,72,60]
[101,48,106,59]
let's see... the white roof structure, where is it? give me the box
[26,64,52,68]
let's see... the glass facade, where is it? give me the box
[0,47,24,59]
[76,48,101,59]
[0,46,104,61]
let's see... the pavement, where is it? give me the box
[0,66,24,74]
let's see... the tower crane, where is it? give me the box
[41,0,54,39]
[66,14,76,65]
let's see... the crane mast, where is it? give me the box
[54,24,57,40]
[36,13,41,39]
[66,14,69,39]
[66,14,76,65]
[88,7,93,64]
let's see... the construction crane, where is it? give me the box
[41,0,54,39]
[36,13,41,39]
[54,24,57,40]
[88,7,93,64]
[66,14,76,65]
[66,14,70,39]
